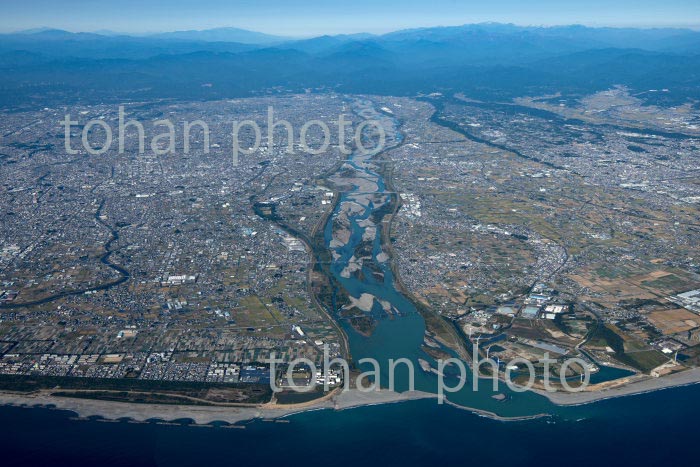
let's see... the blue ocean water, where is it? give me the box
[0,383,698,467]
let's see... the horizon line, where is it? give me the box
[3,21,700,37]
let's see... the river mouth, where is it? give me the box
[319,99,563,417]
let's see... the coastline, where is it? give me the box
[3,367,700,424]
[531,367,700,406]
[0,388,437,426]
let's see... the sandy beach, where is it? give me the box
[4,367,700,425]
[3,368,700,425]
[0,389,437,425]
[532,367,700,406]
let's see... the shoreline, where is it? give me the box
[531,367,700,406]
[3,367,700,425]
[0,388,437,426]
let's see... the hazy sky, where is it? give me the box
[2,0,699,35]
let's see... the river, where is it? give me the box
[322,99,572,417]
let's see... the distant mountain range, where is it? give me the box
[148,27,291,44]
[1,23,699,108]
[9,26,290,44]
